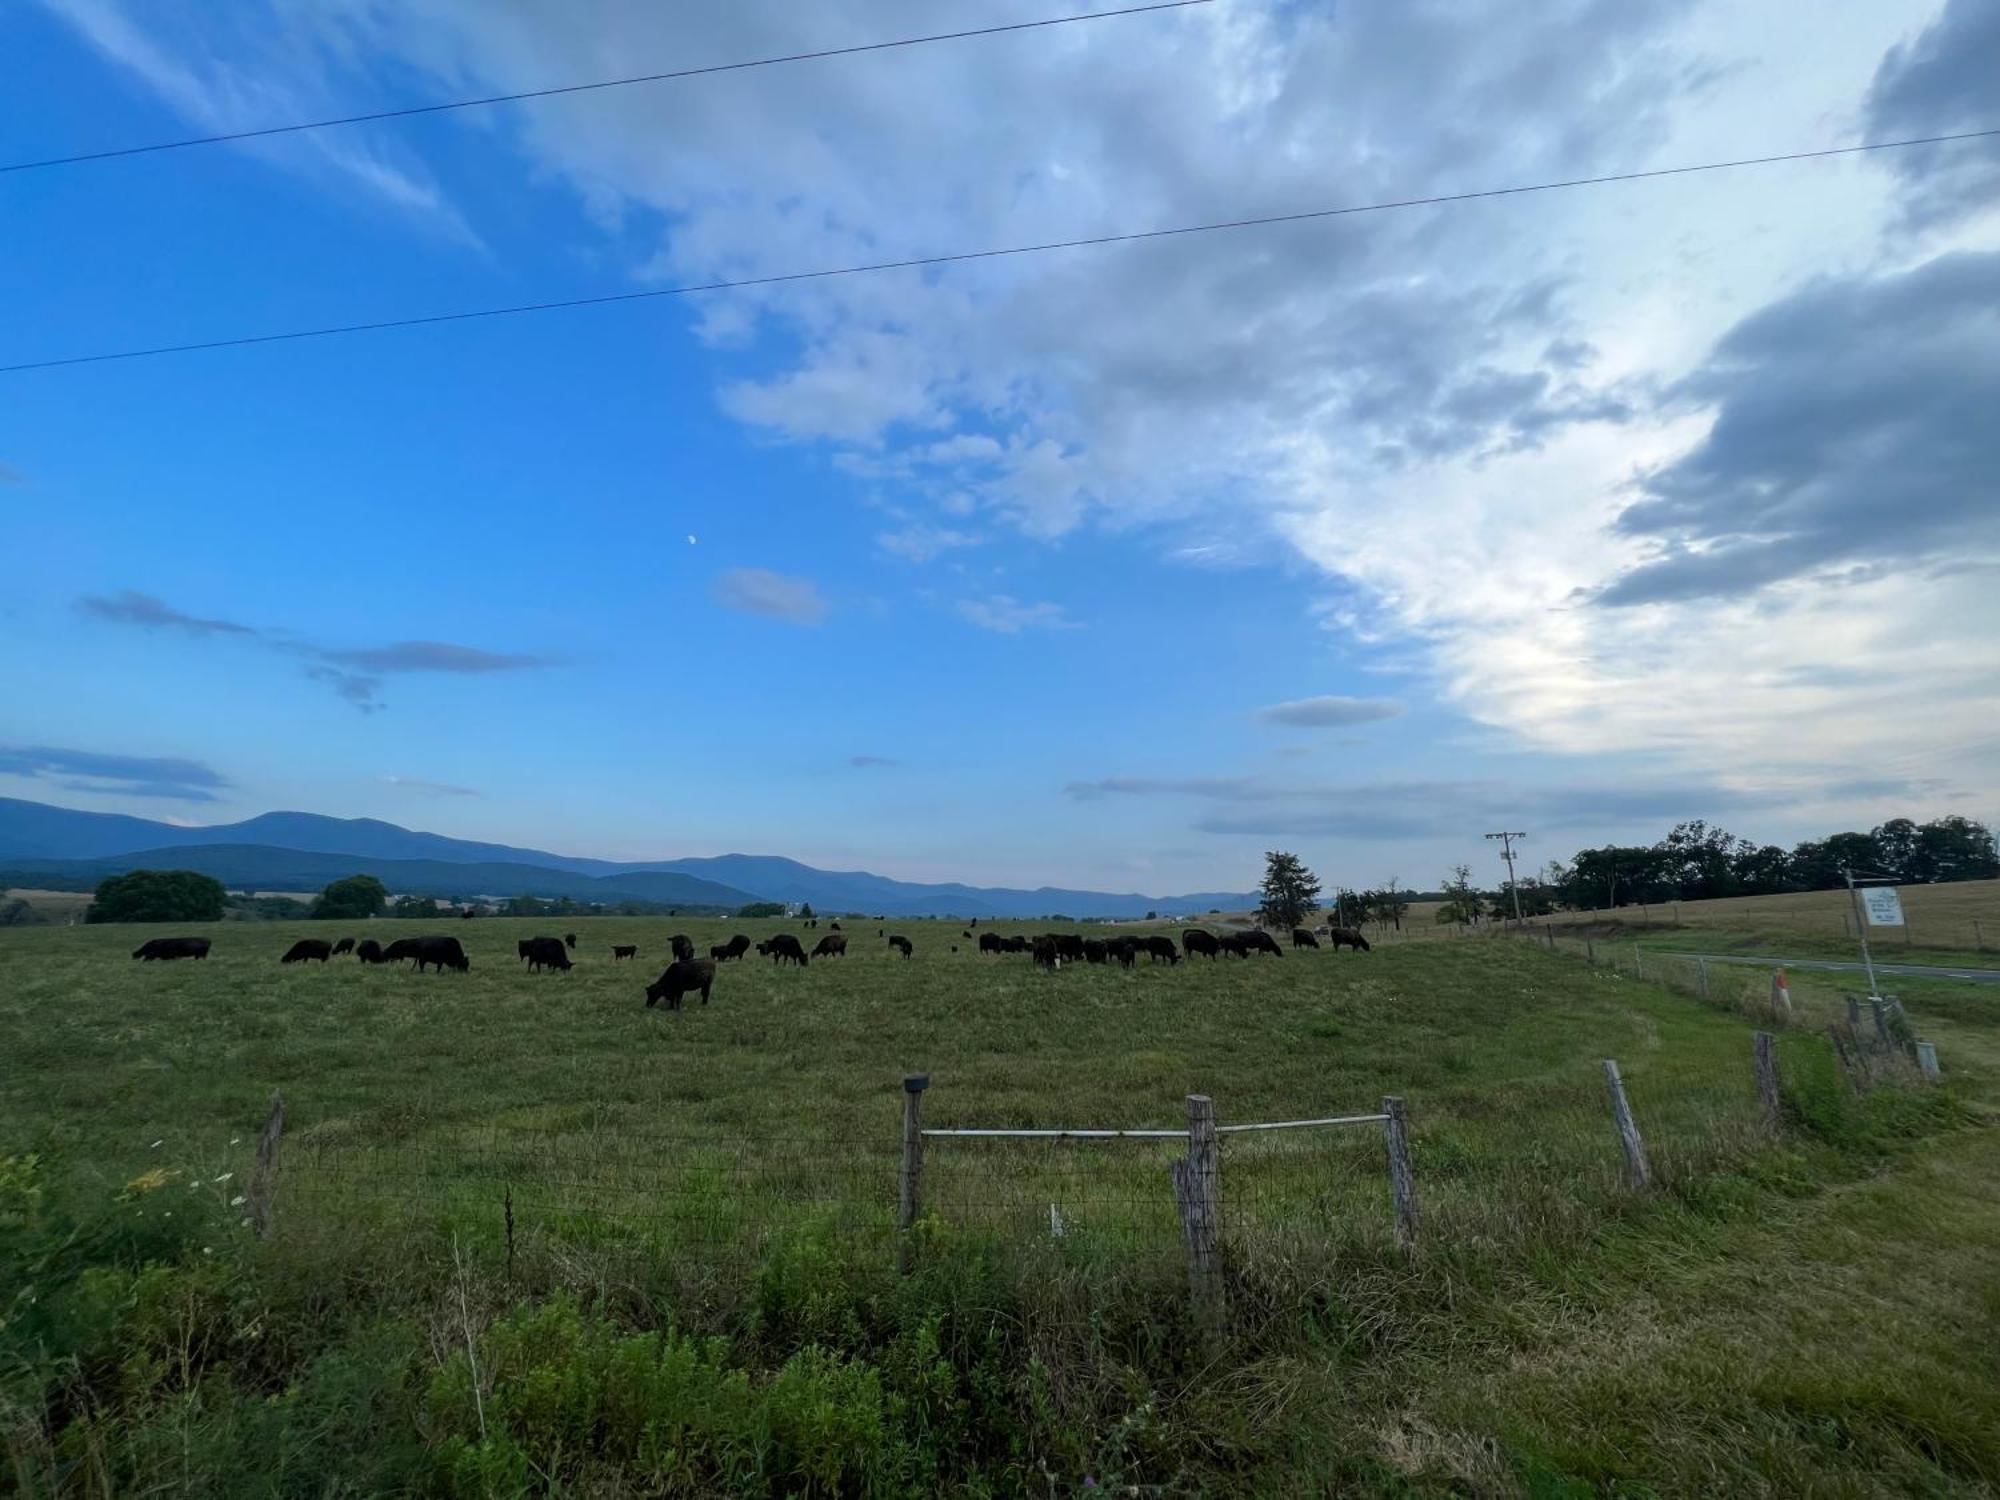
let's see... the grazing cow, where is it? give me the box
[1328,927,1373,953]
[1032,935,1060,970]
[132,936,210,962]
[517,940,535,963]
[355,939,388,964]
[1054,934,1085,963]
[612,944,638,961]
[830,921,842,931]
[888,935,913,957]
[1181,929,1221,960]
[383,935,470,972]
[1143,935,1180,966]
[331,937,356,956]
[715,934,752,963]
[1001,935,1032,954]
[281,939,332,964]
[760,933,810,967]
[522,936,571,972]
[1083,939,1108,964]
[670,934,695,962]
[1237,930,1285,958]
[1292,928,1321,950]
[961,930,972,939]
[1107,937,1138,969]
[970,918,979,928]
[563,933,577,950]
[978,931,1005,955]
[812,933,848,959]
[645,959,716,1012]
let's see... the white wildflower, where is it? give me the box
[213,1172,232,1183]
[230,1195,245,1207]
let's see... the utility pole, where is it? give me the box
[1486,831,1527,923]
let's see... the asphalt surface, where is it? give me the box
[1664,952,2000,985]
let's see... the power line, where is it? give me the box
[0,0,1213,175]
[4,127,1994,376]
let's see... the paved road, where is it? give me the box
[1664,952,2000,985]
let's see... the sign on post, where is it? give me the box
[1860,887,1906,927]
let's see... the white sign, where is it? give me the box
[1860,886,1906,927]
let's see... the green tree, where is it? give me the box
[1256,851,1322,932]
[86,869,227,924]
[392,895,440,919]
[799,902,816,920]
[1435,864,1483,925]
[737,902,786,919]
[504,894,546,916]
[311,875,388,921]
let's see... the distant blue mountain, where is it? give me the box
[0,797,1255,918]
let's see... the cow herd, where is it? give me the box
[132,919,1371,1016]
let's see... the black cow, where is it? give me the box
[645,959,716,1012]
[1143,935,1180,965]
[978,931,1005,955]
[281,939,332,964]
[1236,930,1284,958]
[1002,935,1032,953]
[829,921,842,931]
[1181,929,1221,960]
[961,930,972,939]
[356,939,388,964]
[383,935,470,972]
[759,934,809,967]
[812,933,848,959]
[1292,928,1321,950]
[1083,939,1108,964]
[612,944,638,961]
[1328,927,1373,953]
[1107,937,1138,969]
[711,934,751,963]
[888,935,913,957]
[133,936,210,962]
[331,937,356,956]
[1032,936,1060,970]
[563,933,578,950]
[1054,934,1085,962]
[670,934,695,962]
[522,936,571,973]
[517,940,536,963]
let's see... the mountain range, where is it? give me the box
[0,798,1255,919]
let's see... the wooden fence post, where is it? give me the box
[1633,944,1644,980]
[1698,958,1710,1000]
[1602,1060,1651,1189]
[1870,999,1892,1048]
[1382,1095,1418,1249]
[1916,1041,1940,1082]
[1171,1094,1220,1306]
[246,1090,284,1241]
[1846,996,1862,1028]
[1586,938,1596,965]
[898,1074,928,1269]
[1753,1032,1781,1132]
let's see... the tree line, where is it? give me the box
[1441,815,1998,923]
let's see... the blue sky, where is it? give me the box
[3,0,1995,893]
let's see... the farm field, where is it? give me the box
[4,915,1998,1494]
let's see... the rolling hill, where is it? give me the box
[0,798,1255,918]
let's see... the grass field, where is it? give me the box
[4,914,1998,1494]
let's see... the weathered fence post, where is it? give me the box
[1753,1032,1781,1132]
[1170,1095,1221,1306]
[1916,1041,1941,1082]
[1545,924,1555,950]
[1698,958,1710,1000]
[1586,938,1596,965]
[1870,999,1892,1048]
[1602,1061,1651,1189]
[1846,995,1862,1028]
[246,1090,284,1240]
[1633,944,1644,980]
[1382,1095,1418,1249]
[898,1073,928,1269]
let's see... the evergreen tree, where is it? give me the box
[1256,850,1322,931]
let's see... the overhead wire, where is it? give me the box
[3,127,1995,375]
[0,0,1213,174]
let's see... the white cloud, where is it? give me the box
[955,595,1077,635]
[712,567,827,626]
